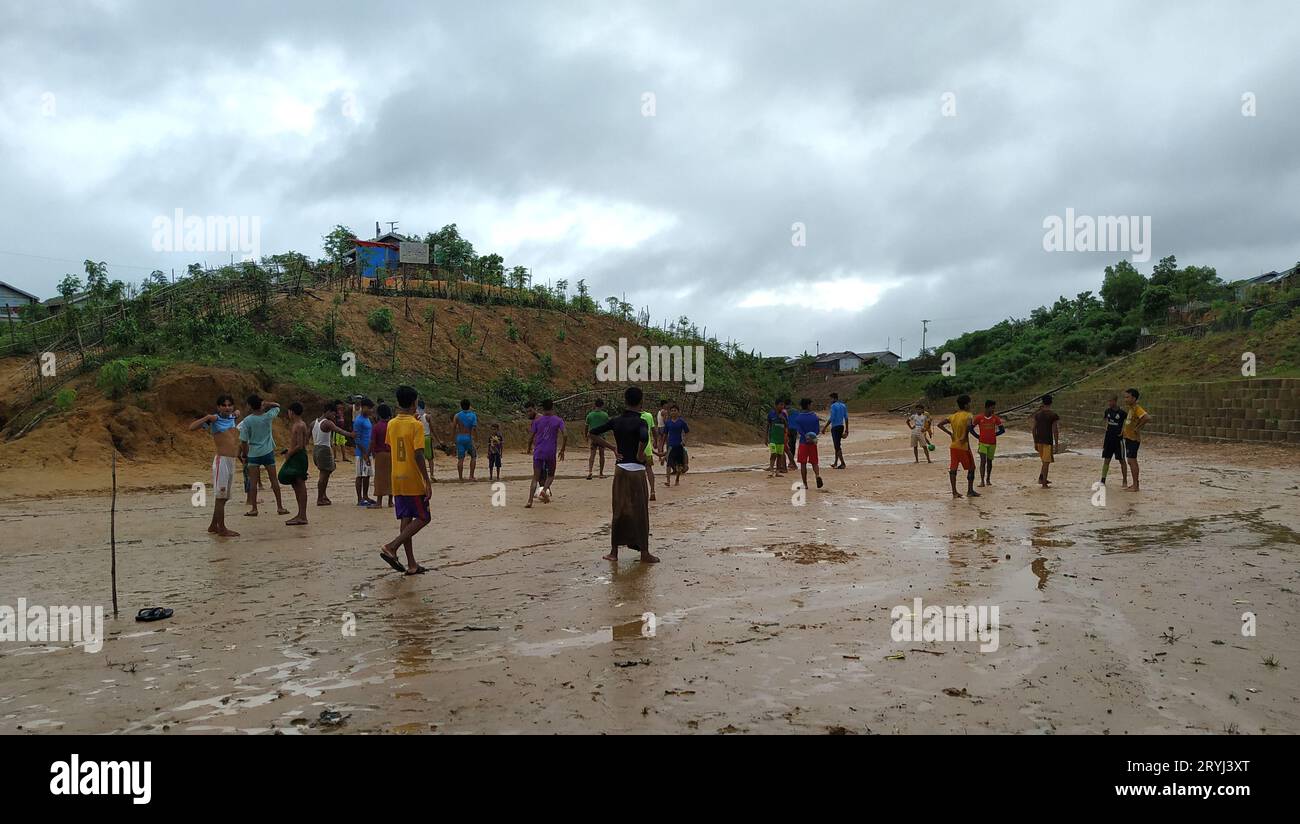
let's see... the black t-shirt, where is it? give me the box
[1032,407,1059,445]
[590,411,649,464]
[1103,407,1127,441]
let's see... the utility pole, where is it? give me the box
[899,337,906,359]
[921,319,930,355]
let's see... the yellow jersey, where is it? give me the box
[949,410,974,447]
[1122,404,1147,441]
[386,414,427,495]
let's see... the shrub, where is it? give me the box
[367,308,394,333]
[288,322,313,349]
[556,327,566,342]
[505,318,519,342]
[55,388,76,411]
[1251,308,1278,330]
[97,360,129,399]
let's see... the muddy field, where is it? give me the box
[2,414,1298,734]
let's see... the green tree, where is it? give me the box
[479,253,505,286]
[1140,284,1174,323]
[508,266,529,291]
[1101,260,1146,315]
[572,278,596,313]
[427,224,476,268]
[321,225,356,267]
[58,274,82,302]
[83,260,109,300]
[1150,254,1178,286]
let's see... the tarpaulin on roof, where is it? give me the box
[356,242,399,280]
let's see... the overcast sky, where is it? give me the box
[2,1,1296,357]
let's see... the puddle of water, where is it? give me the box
[1031,538,1075,548]
[1031,557,1051,590]
[1089,509,1300,554]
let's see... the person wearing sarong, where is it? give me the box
[589,386,659,563]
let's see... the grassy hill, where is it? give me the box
[851,256,1300,408]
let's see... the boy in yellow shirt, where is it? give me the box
[378,385,434,575]
[936,394,979,499]
[1122,387,1151,492]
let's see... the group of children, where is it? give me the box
[192,387,434,573]
[764,393,853,491]
[191,387,697,567]
[916,388,1150,498]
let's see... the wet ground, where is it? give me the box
[2,415,1298,734]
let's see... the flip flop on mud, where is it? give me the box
[378,550,406,573]
[135,607,173,622]
[404,565,428,576]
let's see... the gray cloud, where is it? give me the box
[1,0,1296,356]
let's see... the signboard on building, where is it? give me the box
[399,241,429,264]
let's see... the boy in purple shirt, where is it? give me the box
[526,399,567,507]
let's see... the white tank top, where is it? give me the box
[312,418,332,447]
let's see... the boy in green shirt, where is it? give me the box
[585,398,609,480]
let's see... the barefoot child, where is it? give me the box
[279,402,310,525]
[823,392,848,469]
[1122,388,1150,491]
[791,398,824,490]
[937,394,979,498]
[189,395,241,537]
[333,400,352,464]
[239,395,289,517]
[453,399,479,481]
[488,424,504,481]
[378,386,433,575]
[353,398,376,506]
[767,398,788,477]
[585,398,609,480]
[972,399,1004,487]
[907,403,932,463]
[664,403,689,485]
[1031,394,1060,488]
[312,403,352,506]
[526,400,566,507]
[1100,394,1128,486]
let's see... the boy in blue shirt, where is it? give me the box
[792,397,824,490]
[664,404,690,486]
[353,398,376,506]
[238,394,288,517]
[822,392,849,469]
[453,398,478,482]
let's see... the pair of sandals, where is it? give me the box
[378,551,426,576]
[135,607,173,622]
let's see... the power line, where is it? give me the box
[0,248,168,272]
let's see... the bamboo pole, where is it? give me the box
[110,446,119,618]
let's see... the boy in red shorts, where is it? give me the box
[937,394,979,499]
[378,385,433,576]
[790,397,824,491]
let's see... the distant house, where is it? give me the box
[0,281,40,319]
[343,230,411,282]
[42,291,93,315]
[856,350,901,369]
[1235,264,1298,299]
[811,351,863,372]
[810,349,902,372]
